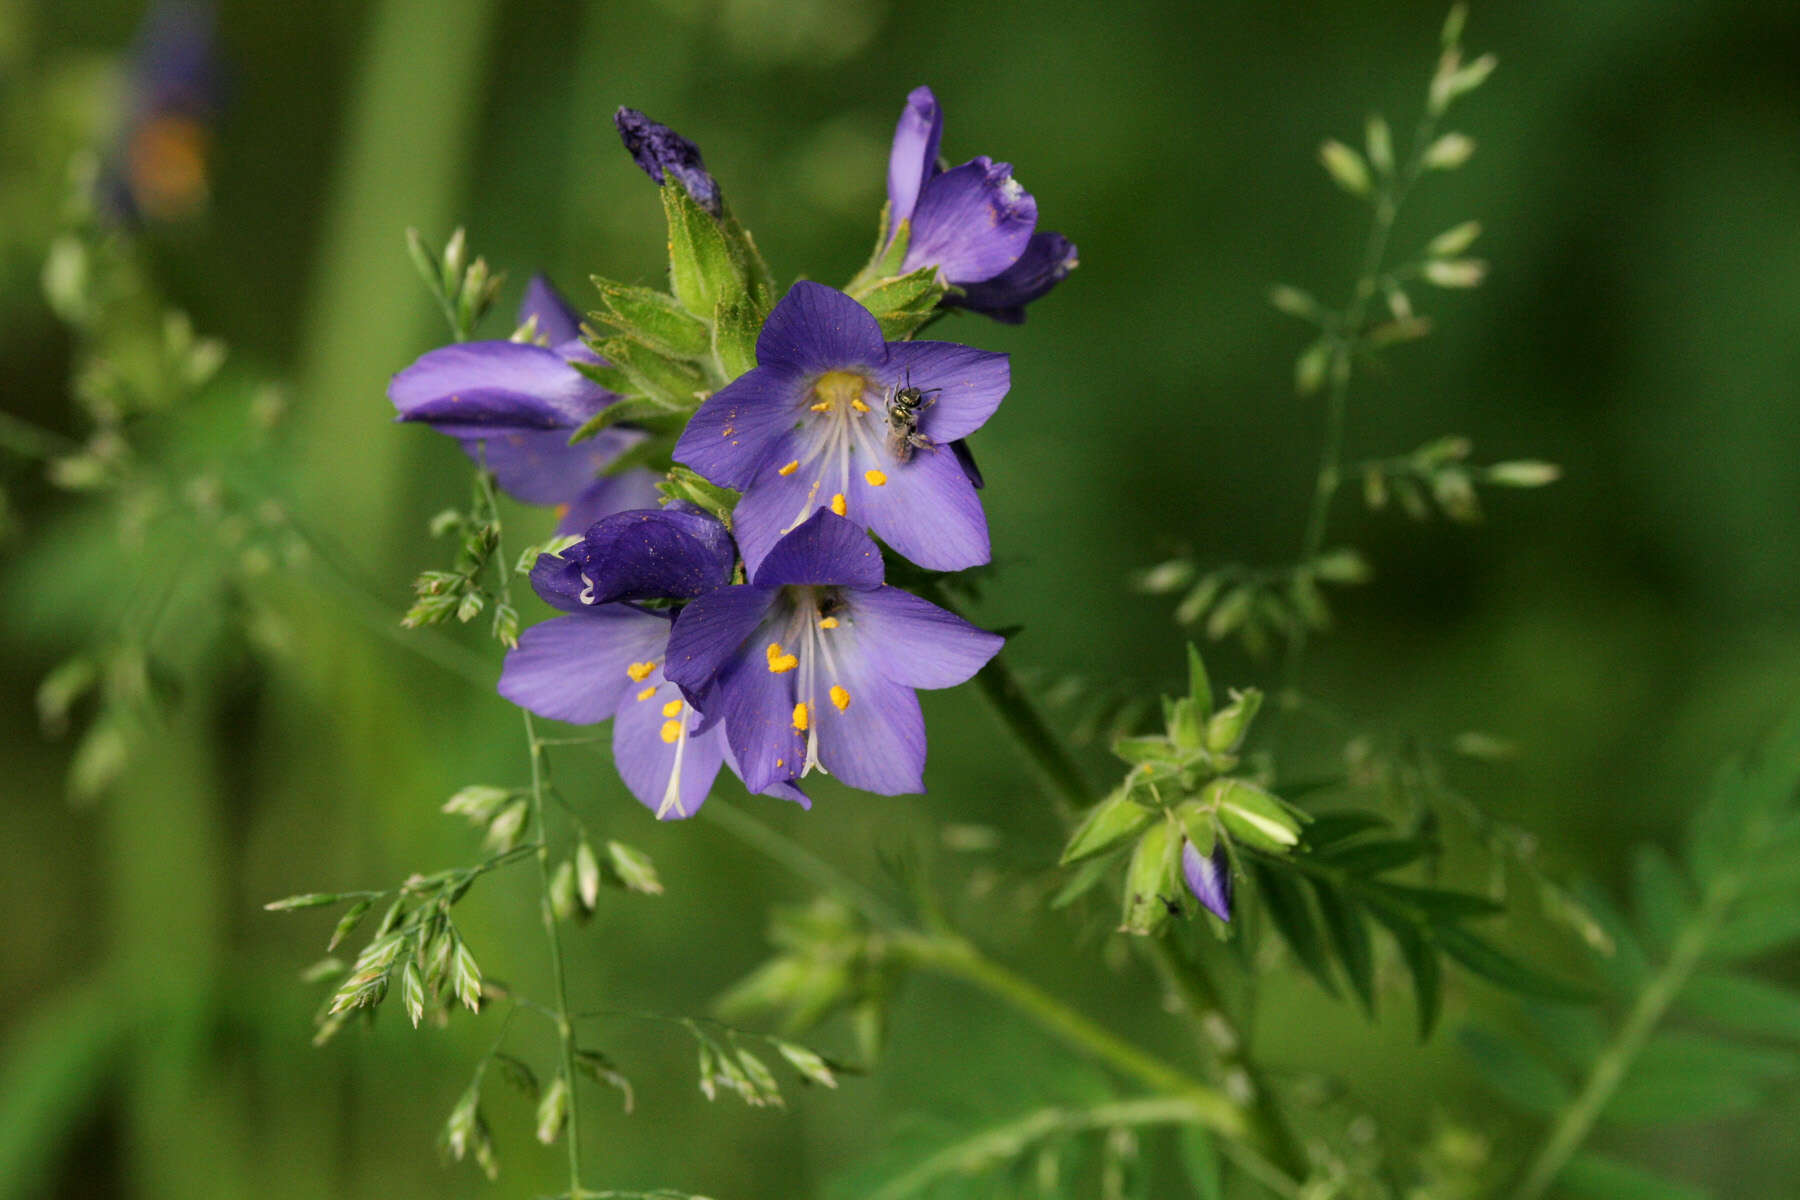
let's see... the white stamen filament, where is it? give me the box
[779,376,889,536]
[579,572,598,605]
[656,699,692,819]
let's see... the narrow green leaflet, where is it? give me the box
[1558,1152,1712,1200]
[1457,1026,1570,1116]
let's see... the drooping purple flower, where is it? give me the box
[664,510,1003,796]
[100,1,221,225]
[500,508,802,819]
[1182,841,1233,923]
[673,282,1008,572]
[388,277,659,534]
[614,107,722,217]
[884,86,1074,320]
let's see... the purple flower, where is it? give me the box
[664,510,1003,796]
[500,508,802,819]
[388,277,659,535]
[885,86,1075,320]
[614,107,722,217]
[673,282,1008,572]
[1182,841,1233,922]
[100,1,221,225]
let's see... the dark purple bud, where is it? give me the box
[1182,841,1233,922]
[614,107,722,217]
[951,231,1079,324]
[571,506,737,606]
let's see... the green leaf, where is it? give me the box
[1526,1001,1608,1069]
[1574,880,1650,991]
[1708,898,1800,962]
[1175,1126,1223,1200]
[1314,837,1426,874]
[1435,926,1594,1002]
[1559,1151,1712,1200]
[567,393,684,443]
[1631,844,1695,953]
[1679,971,1800,1043]
[1457,1026,1570,1115]
[662,179,744,316]
[1252,860,1337,996]
[1603,1069,1761,1126]
[1366,904,1442,1039]
[1310,880,1375,1014]
[1051,846,1129,909]
[1301,810,1390,850]
[588,277,712,358]
[594,337,706,410]
[1368,881,1504,920]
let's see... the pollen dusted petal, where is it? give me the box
[830,685,852,711]
[865,469,888,487]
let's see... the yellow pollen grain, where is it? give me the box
[809,400,832,413]
[776,758,785,768]
[626,661,656,682]
[819,616,839,629]
[830,685,851,711]
[865,469,887,487]
[777,459,800,476]
[635,685,657,702]
[792,702,811,732]
[851,397,870,413]
[765,641,799,673]
[830,493,847,517]
[660,719,682,744]
[661,698,684,717]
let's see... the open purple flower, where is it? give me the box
[388,277,658,534]
[885,86,1076,321]
[664,510,1003,796]
[1182,841,1233,922]
[673,281,1008,572]
[100,0,220,225]
[614,107,721,217]
[500,507,803,819]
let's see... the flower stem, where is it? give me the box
[523,709,585,1195]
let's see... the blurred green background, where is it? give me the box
[4,0,1800,1196]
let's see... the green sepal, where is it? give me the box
[592,338,706,411]
[1122,819,1179,936]
[567,394,681,444]
[1205,688,1263,754]
[719,212,775,310]
[1206,778,1301,852]
[1186,643,1214,717]
[1175,800,1218,858]
[856,266,946,329]
[588,277,712,359]
[658,466,739,525]
[1060,787,1155,865]
[663,180,746,317]
[598,434,675,478]
[713,296,762,381]
[1112,733,1173,766]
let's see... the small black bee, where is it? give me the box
[884,371,940,463]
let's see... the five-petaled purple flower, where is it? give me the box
[674,281,1009,573]
[1182,841,1233,923]
[388,277,658,534]
[499,507,806,819]
[886,85,1078,323]
[664,510,1003,796]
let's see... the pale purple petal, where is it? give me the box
[520,274,582,346]
[750,509,885,590]
[711,641,808,793]
[901,158,1037,285]
[497,609,671,724]
[727,432,830,574]
[838,586,1002,690]
[458,427,636,507]
[886,85,943,232]
[612,676,724,820]
[881,341,1010,443]
[952,231,1078,323]
[390,341,608,435]
[674,363,809,489]
[556,469,664,537]
[812,647,926,794]
[664,586,779,701]
[851,444,990,571]
[1183,842,1233,922]
[754,282,887,376]
[722,741,812,810]
[951,439,984,489]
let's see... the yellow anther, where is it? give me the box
[777,459,800,476]
[660,719,681,744]
[819,616,839,629]
[809,400,832,413]
[851,397,870,413]
[830,685,851,711]
[765,641,798,674]
[792,702,811,732]
[830,493,847,517]
[626,661,656,682]
[635,685,657,702]
[865,469,887,487]
[661,698,684,717]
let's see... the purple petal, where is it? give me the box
[901,158,1038,286]
[750,510,885,590]
[555,469,664,537]
[497,609,671,724]
[753,282,887,377]
[951,439,984,490]
[458,426,637,507]
[725,431,831,574]
[674,363,809,489]
[852,444,990,571]
[952,231,1079,323]
[520,274,583,345]
[881,341,1010,443]
[612,676,725,820]
[1182,842,1234,922]
[886,85,943,232]
[574,507,737,604]
[528,551,590,612]
[711,637,808,793]
[390,341,609,435]
[722,741,812,810]
[839,586,1003,690]
[813,649,926,795]
[614,107,722,216]
[664,585,780,701]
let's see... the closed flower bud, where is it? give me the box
[1061,787,1155,864]
[1205,689,1263,754]
[1206,779,1301,851]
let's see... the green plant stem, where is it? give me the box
[524,710,585,1195]
[0,409,80,460]
[1512,872,1739,1200]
